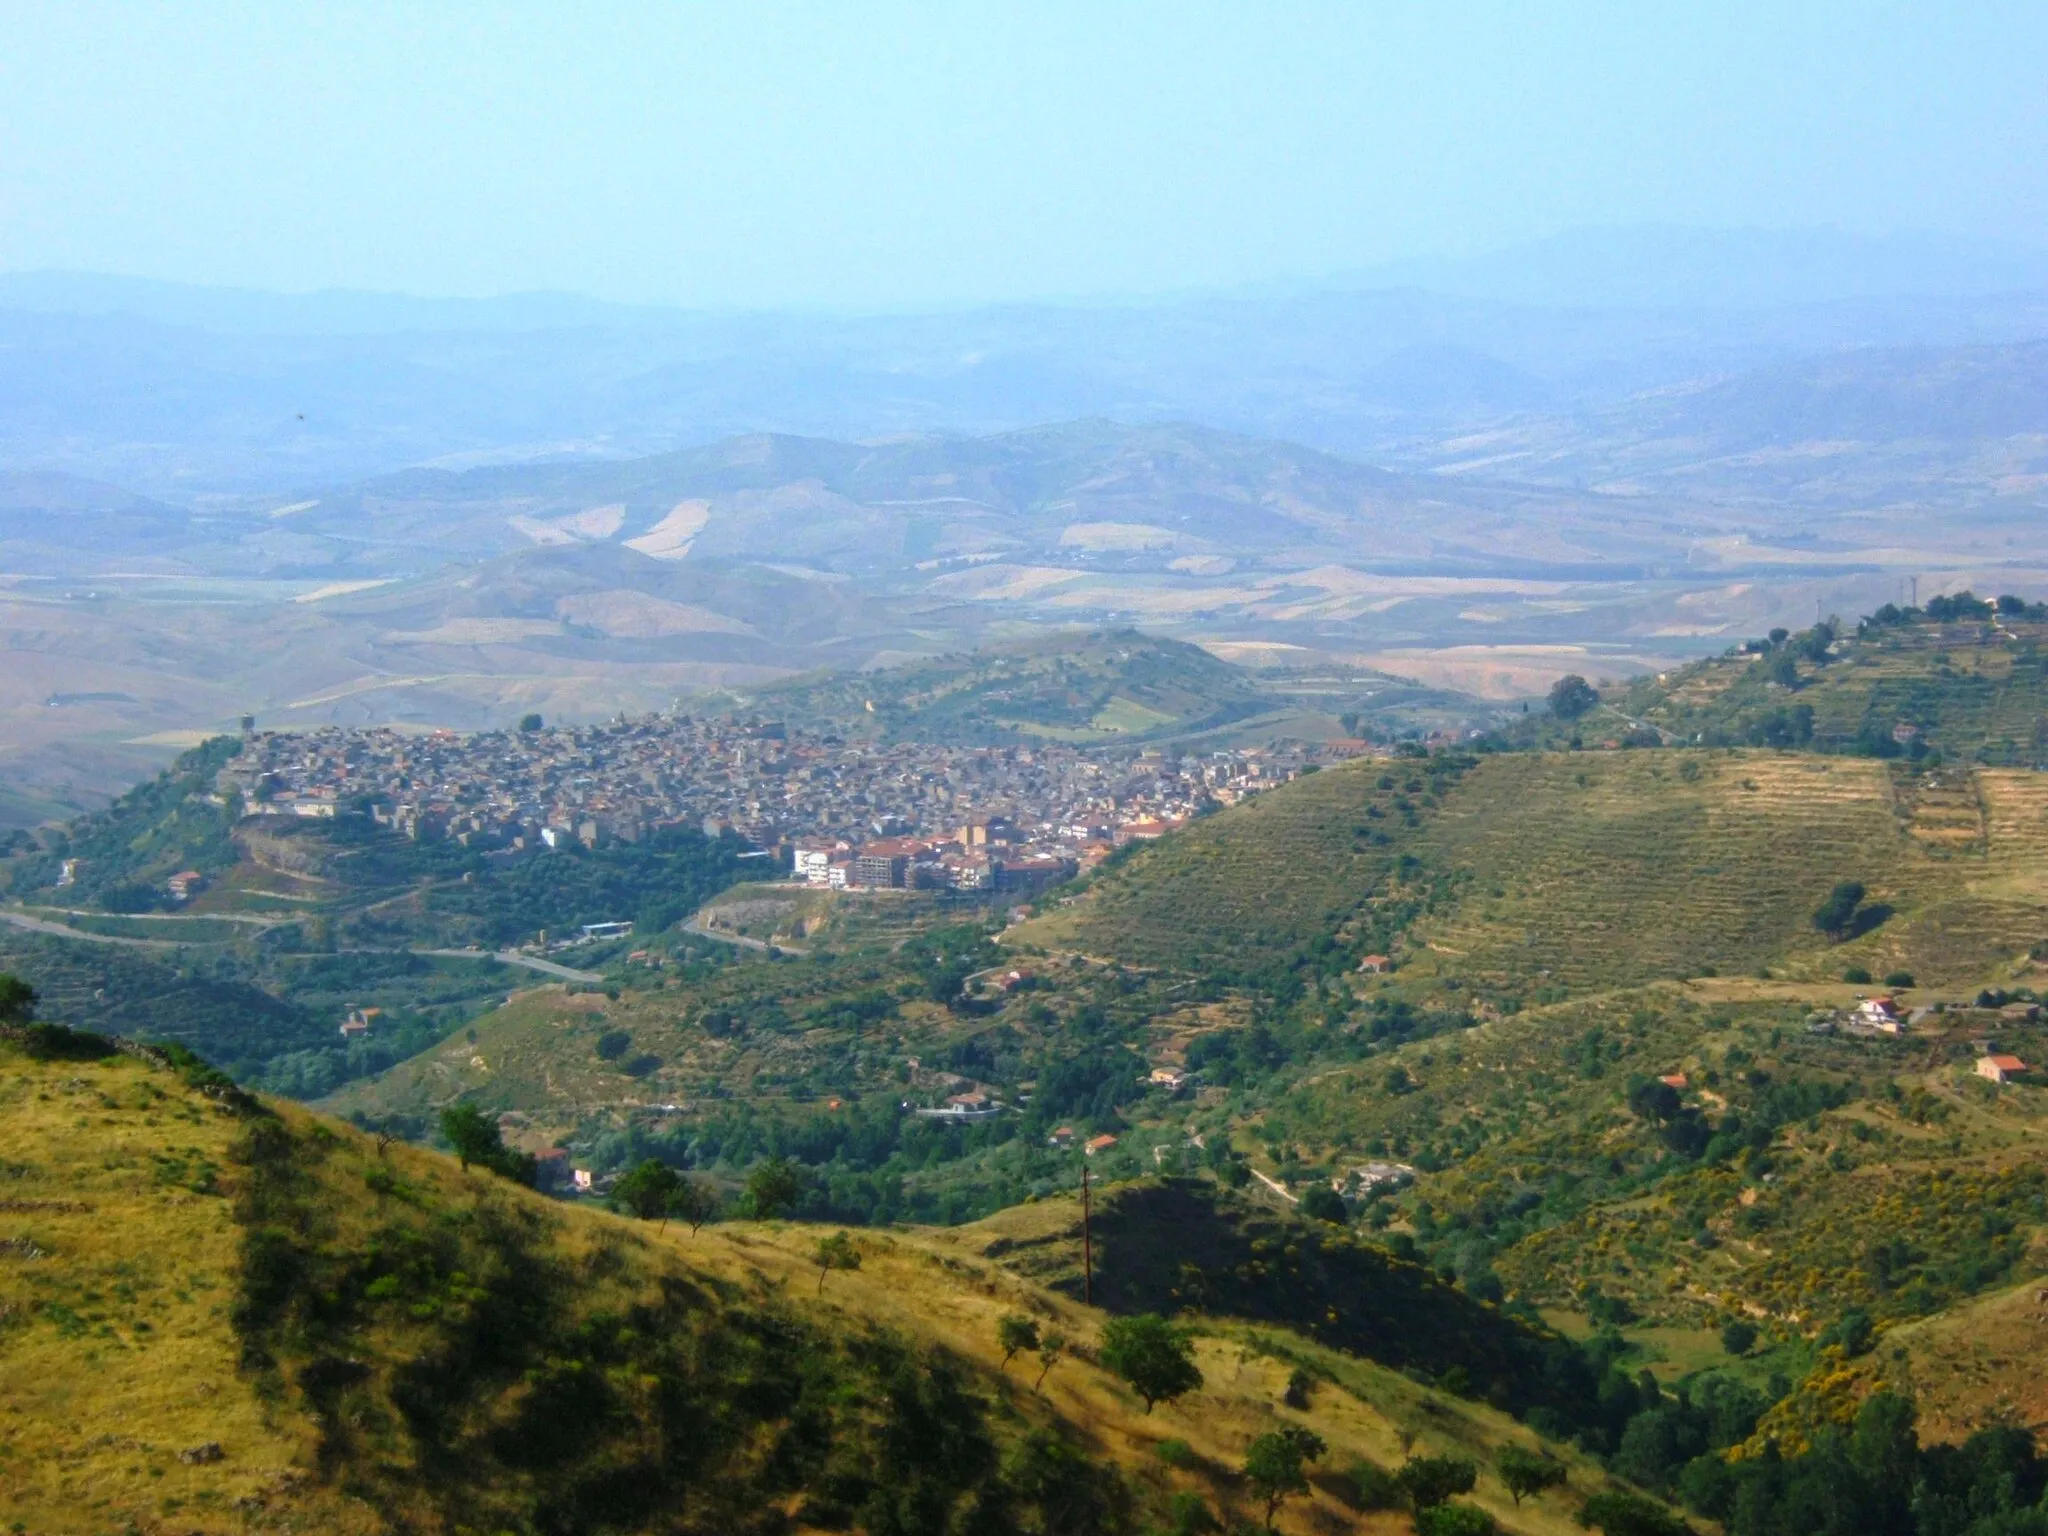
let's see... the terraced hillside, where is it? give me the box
[1616,607,2048,764]
[1,1021,1645,1536]
[1019,750,1477,983]
[1019,747,2048,993]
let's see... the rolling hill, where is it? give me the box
[1016,744,2048,996]
[0,1020,1653,1536]
[1610,605,2048,766]
[704,630,1284,745]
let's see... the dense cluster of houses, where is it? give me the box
[219,716,1331,879]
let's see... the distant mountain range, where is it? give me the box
[1,228,2045,818]
[4,226,2047,495]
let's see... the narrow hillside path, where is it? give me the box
[682,914,807,956]
[0,909,179,948]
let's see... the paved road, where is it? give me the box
[682,915,806,956]
[0,910,605,984]
[419,948,606,984]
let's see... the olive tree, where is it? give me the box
[1099,1313,1202,1413]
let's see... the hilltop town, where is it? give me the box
[222,714,1368,895]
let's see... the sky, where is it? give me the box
[2,1,2044,309]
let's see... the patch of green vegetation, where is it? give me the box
[5,736,245,909]
[710,629,1278,745]
[1605,600,2048,766]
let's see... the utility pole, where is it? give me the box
[1080,1163,1093,1305]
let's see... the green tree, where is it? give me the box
[609,1159,683,1226]
[1719,1319,1758,1357]
[1298,1185,1347,1223]
[1549,674,1599,721]
[997,1313,1041,1370]
[813,1230,861,1293]
[1396,1454,1477,1511]
[518,713,544,732]
[436,1102,534,1184]
[1496,1444,1566,1507]
[0,973,35,1025]
[1243,1426,1326,1529]
[1033,1331,1067,1393]
[1577,1490,1692,1536]
[440,1101,505,1171]
[744,1155,805,1218]
[1098,1313,1202,1413]
[1812,881,1866,939]
[670,1175,719,1234]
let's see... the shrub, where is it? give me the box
[1841,966,1872,985]
[1883,970,1914,989]
[0,973,38,1025]
[1298,1185,1347,1223]
[1337,1459,1403,1510]
[1416,1505,1496,1536]
[1578,1490,1693,1535]
[594,1029,632,1060]
[15,1022,118,1061]
[1397,1454,1478,1510]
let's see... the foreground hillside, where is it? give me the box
[3,1021,1653,1535]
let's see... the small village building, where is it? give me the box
[1083,1133,1119,1157]
[1357,954,1391,974]
[1976,1054,2028,1084]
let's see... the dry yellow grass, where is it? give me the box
[2,1036,1633,1535]
[1886,1270,2048,1447]
[0,1049,379,1533]
[662,1214,1613,1536]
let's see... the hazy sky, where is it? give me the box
[2,1,2043,308]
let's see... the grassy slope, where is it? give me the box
[1020,748,2048,992]
[0,1044,377,1532]
[717,630,1279,745]
[2,1033,1644,1536]
[1018,756,1435,971]
[1886,1275,2048,1446]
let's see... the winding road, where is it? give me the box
[0,909,604,984]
